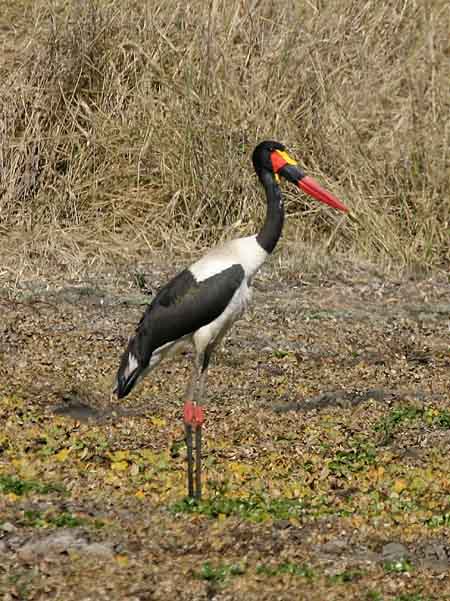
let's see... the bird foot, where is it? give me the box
[183,400,204,500]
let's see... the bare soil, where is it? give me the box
[1,262,450,600]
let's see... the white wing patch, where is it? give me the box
[190,235,267,282]
[123,353,139,379]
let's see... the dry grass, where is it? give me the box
[1,0,449,276]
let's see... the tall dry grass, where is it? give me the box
[0,0,449,277]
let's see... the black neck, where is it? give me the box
[256,171,285,254]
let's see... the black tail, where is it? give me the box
[115,336,149,399]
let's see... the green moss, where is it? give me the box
[194,562,245,583]
[0,475,65,497]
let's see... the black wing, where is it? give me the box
[116,264,245,398]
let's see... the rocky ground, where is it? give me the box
[1,262,450,600]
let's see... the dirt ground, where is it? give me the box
[1,260,450,600]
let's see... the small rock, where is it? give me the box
[352,548,380,564]
[382,542,409,561]
[17,531,115,562]
[82,542,114,558]
[423,543,447,561]
[0,522,17,533]
[322,538,348,554]
[18,531,83,561]
[421,543,449,572]
[0,540,8,554]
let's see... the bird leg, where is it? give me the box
[191,350,212,500]
[183,376,197,405]
[183,354,204,499]
[196,347,212,404]
[183,350,211,499]
[183,402,205,500]
[183,401,195,498]
[183,353,203,403]
[194,405,204,499]
[183,378,196,499]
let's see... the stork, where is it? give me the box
[115,140,348,410]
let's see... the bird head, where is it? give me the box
[252,140,348,212]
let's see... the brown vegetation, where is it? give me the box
[1,0,449,273]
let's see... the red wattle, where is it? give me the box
[271,152,288,173]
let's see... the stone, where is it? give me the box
[381,542,409,561]
[18,532,82,561]
[420,543,449,572]
[82,543,114,559]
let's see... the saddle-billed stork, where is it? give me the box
[115,140,348,409]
